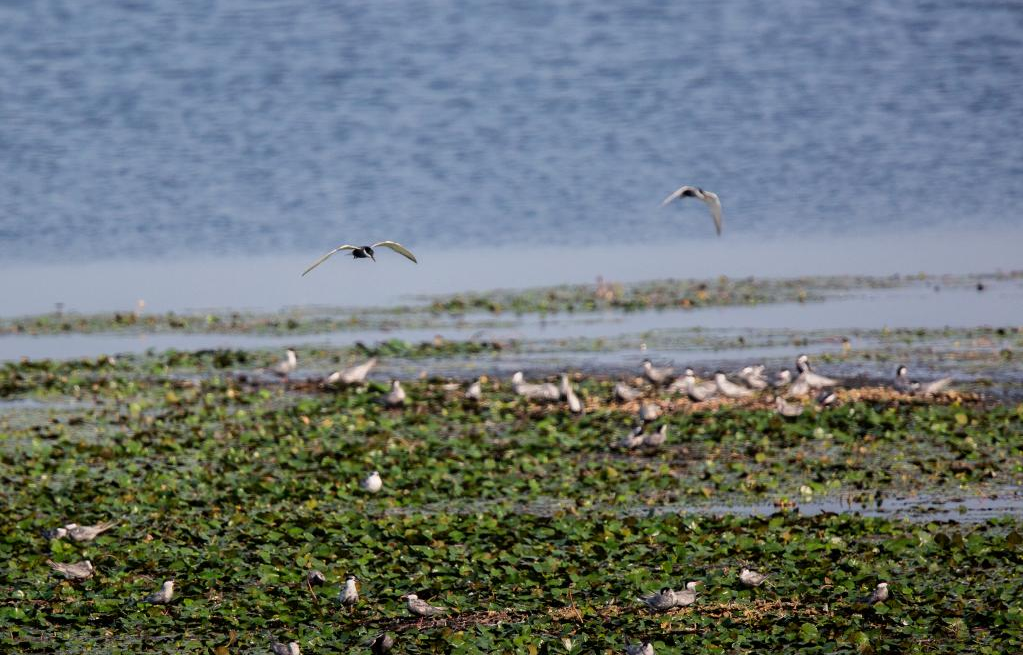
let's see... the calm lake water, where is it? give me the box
[1,0,1022,264]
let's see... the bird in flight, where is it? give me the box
[660,185,722,235]
[302,241,418,276]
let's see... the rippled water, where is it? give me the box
[2,1,1021,261]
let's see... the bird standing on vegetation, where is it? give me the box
[511,371,560,401]
[677,368,717,402]
[715,372,753,399]
[775,396,804,418]
[301,241,418,276]
[47,520,119,542]
[739,365,768,390]
[141,580,175,605]
[324,357,377,386]
[862,582,890,605]
[794,355,840,388]
[615,425,646,450]
[642,424,668,447]
[739,568,769,587]
[340,575,359,607]
[638,402,661,423]
[465,377,483,401]
[361,471,383,494]
[47,559,94,581]
[562,375,584,414]
[306,570,326,587]
[643,360,675,385]
[270,349,298,378]
[615,381,643,403]
[660,185,723,235]
[403,593,446,617]
[894,365,953,396]
[383,380,406,407]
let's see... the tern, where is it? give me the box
[715,372,753,399]
[511,372,560,401]
[141,580,175,605]
[673,581,700,607]
[643,424,669,448]
[368,633,395,654]
[774,369,792,388]
[638,402,661,423]
[615,425,646,450]
[660,185,722,235]
[465,377,483,401]
[795,355,840,388]
[626,642,655,655]
[302,241,418,276]
[894,365,953,396]
[383,380,406,407]
[324,357,377,386]
[739,365,768,390]
[816,388,838,407]
[270,349,298,378]
[862,582,890,605]
[47,559,94,581]
[775,396,804,418]
[643,359,674,385]
[403,593,446,617]
[361,471,383,494]
[271,639,301,655]
[615,382,643,403]
[739,568,768,587]
[340,575,359,607]
[48,520,119,542]
[562,376,584,414]
[637,587,679,612]
[677,368,716,402]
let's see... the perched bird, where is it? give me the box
[774,369,792,388]
[775,396,804,418]
[643,359,675,385]
[48,520,119,542]
[306,570,326,587]
[739,365,768,390]
[894,365,953,397]
[638,402,661,423]
[660,185,723,235]
[795,355,840,388]
[323,358,377,386]
[615,381,643,403]
[862,582,890,605]
[340,575,359,607]
[47,559,94,581]
[626,642,655,655]
[673,581,701,607]
[465,378,483,401]
[271,639,301,655]
[368,633,395,654]
[562,376,584,414]
[270,349,298,378]
[511,372,560,401]
[637,587,680,612]
[677,368,717,402]
[403,593,446,617]
[302,241,418,276]
[141,580,175,605]
[615,425,646,450]
[361,471,383,494]
[715,372,753,399]
[739,568,768,587]
[642,424,668,448]
[383,380,406,407]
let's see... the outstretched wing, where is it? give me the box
[701,191,723,236]
[660,185,698,207]
[301,244,357,276]
[372,241,418,263]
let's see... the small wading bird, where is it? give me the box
[638,402,661,423]
[795,354,840,389]
[660,185,723,235]
[361,470,383,494]
[642,359,675,385]
[561,375,584,414]
[47,520,118,542]
[637,581,700,611]
[715,371,753,399]
[739,567,769,587]
[739,365,768,390]
[861,582,890,605]
[465,377,483,401]
[775,396,804,418]
[301,241,418,276]
[642,424,668,448]
[894,365,953,397]
[340,575,359,607]
[511,371,560,401]
[47,559,94,581]
[270,348,298,378]
[615,381,643,403]
[383,380,406,407]
[403,593,446,617]
[323,357,377,386]
[676,368,717,402]
[615,425,646,450]
[626,642,655,655]
[141,580,175,605]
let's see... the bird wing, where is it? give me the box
[371,241,418,263]
[700,191,723,235]
[660,185,698,206]
[301,245,358,276]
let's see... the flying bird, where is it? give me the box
[660,185,722,235]
[302,241,418,276]
[47,559,94,581]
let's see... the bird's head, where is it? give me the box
[796,354,811,372]
[402,593,418,601]
[685,581,702,590]
[364,246,376,261]
[896,365,907,377]
[163,580,175,592]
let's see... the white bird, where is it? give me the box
[340,575,359,607]
[465,378,483,401]
[660,185,722,236]
[383,380,406,407]
[626,642,655,655]
[673,581,701,607]
[739,568,769,587]
[511,372,560,401]
[637,587,679,612]
[715,372,753,399]
[302,241,418,276]
[677,368,717,402]
[403,593,446,617]
[739,365,768,390]
[270,349,298,378]
[894,365,953,397]
[615,382,643,403]
[774,369,792,388]
[642,359,674,385]
[324,357,377,386]
[361,471,383,494]
[615,425,646,450]
[562,376,584,414]
[642,424,668,448]
[48,520,119,542]
[638,402,661,423]
[863,582,890,605]
[271,639,301,655]
[795,355,840,388]
[142,580,175,605]
[775,396,804,418]
[47,559,94,581]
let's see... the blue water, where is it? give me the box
[1,1,1022,262]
